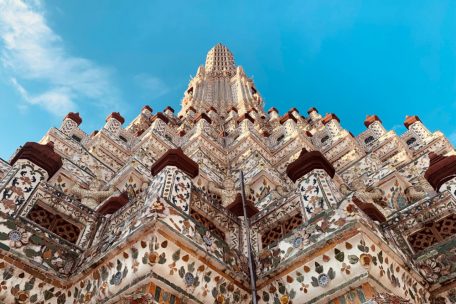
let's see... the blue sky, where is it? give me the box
[0,0,455,159]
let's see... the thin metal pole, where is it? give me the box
[240,170,258,304]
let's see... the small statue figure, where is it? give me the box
[68,171,116,209]
[404,176,434,204]
[208,174,239,207]
[341,177,386,208]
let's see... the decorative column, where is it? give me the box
[164,106,175,117]
[404,115,431,141]
[290,107,305,125]
[141,105,153,117]
[60,112,82,136]
[280,111,298,137]
[268,107,279,120]
[206,106,218,123]
[104,112,125,134]
[1,142,62,216]
[237,113,255,134]
[227,106,238,120]
[364,114,386,137]
[267,107,280,129]
[149,112,170,136]
[286,149,338,221]
[149,148,199,214]
[194,113,212,135]
[322,113,342,137]
[307,107,322,123]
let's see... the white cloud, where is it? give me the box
[0,0,119,116]
[134,73,169,99]
[10,77,76,116]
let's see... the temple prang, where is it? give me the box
[0,43,455,303]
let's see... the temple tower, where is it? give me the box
[179,43,266,118]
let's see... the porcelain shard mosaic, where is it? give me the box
[0,44,455,303]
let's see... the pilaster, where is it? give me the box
[286,149,339,220]
[322,113,342,137]
[60,112,82,136]
[364,114,386,137]
[404,115,431,141]
[104,112,125,134]
[1,142,62,215]
[149,148,199,214]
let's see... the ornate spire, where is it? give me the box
[205,43,236,76]
[179,43,265,118]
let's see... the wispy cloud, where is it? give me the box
[10,77,74,116]
[134,73,169,100]
[0,0,119,116]
[391,124,404,133]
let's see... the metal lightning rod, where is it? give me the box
[239,170,258,304]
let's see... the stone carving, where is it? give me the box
[341,177,386,208]
[68,168,116,209]
[271,184,290,199]
[208,173,242,207]
[404,176,434,203]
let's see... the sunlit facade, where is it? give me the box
[0,44,455,303]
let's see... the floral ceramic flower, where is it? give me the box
[8,228,29,248]
[318,273,330,287]
[111,271,122,285]
[42,248,53,260]
[131,259,140,273]
[418,259,440,282]
[0,280,7,292]
[202,231,217,253]
[360,253,372,268]
[305,185,315,194]
[99,282,108,295]
[150,198,168,217]
[153,200,165,212]
[19,176,32,185]
[268,285,277,293]
[51,251,65,269]
[379,265,385,277]
[280,295,289,304]
[292,236,303,248]
[83,292,92,303]
[11,186,24,196]
[216,295,225,304]
[147,252,159,265]
[184,272,195,286]
[292,225,316,249]
[14,290,29,304]
[341,263,351,275]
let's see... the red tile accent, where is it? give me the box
[424,152,456,190]
[10,142,63,179]
[286,148,335,182]
[151,148,199,178]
